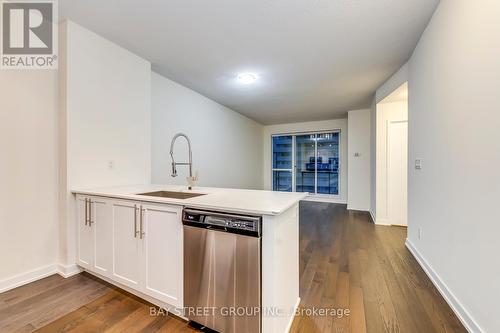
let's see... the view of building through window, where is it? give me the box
[272,132,339,195]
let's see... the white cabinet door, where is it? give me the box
[141,203,183,308]
[112,200,142,289]
[76,195,93,270]
[91,197,113,277]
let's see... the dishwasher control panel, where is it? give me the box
[183,209,261,237]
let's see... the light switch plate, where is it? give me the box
[415,159,422,170]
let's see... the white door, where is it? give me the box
[112,200,142,289]
[141,203,183,308]
[77,195,93,269]
[91,197,113,277]
[388,121,408,226]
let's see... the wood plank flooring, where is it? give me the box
[0,273,111,332]
[289,202,466,333]
[0,202,466,333]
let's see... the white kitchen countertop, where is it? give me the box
[72,184,308,216]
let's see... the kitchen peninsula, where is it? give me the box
[72,185,307,333]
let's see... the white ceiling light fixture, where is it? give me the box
[237,72,258,84]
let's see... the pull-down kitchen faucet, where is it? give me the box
[170,133,197,190]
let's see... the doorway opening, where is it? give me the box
[375,82,408,226]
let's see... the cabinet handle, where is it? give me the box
[88,199,93,226]
[140,206,145,239]
[84,198,88,226]
[134,204,138,238]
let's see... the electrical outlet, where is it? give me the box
[108,160,114,170]
[418,227,422,240]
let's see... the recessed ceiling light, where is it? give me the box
[237,72,258,84]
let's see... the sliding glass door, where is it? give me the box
[316,133,339,195]
[272,136,293,191]
[272,131,340,196]
[295,135,316,193]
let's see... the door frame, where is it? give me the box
[386,120,408,226]
[271,129,342,198]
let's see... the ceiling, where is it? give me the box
[60,0,439,125]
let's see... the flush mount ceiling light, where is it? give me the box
[237,72,258,84]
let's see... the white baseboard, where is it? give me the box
[375,217,391,226]
[368,210,391,225]
[57,263,82,278]
[303,196,347,204]
[0,263,82,293]
[0,264,58,293]
[347,205,370,212]
[286,297,301,333]
[405,239,482,333]
[369,210,376,224]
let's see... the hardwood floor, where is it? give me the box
[0,273,111,332]
[0,273,195,333]
[0,202,466,333]
[289,202,466,333]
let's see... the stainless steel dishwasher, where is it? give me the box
[183,208,262,333]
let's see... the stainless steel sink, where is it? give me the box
[136,191,206,199]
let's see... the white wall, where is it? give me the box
[375,100,407,224]
[263,119,348,203]
[407,0,500,331]
[0,71,59,286]
[151,72,263,190]
[59,21,152,266]
[64,21,151,188]
[347,109,371,211]
[375,63,409,104]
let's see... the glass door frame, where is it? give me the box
[271,136,295,192]
[294,133,317,194]
[271,129,341,197]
